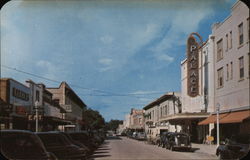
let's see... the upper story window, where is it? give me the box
[229,31,232,49]
[217,39,223,61]
[247,18,249,41]
[226,34,228,51]
[35,90,40,102]
[238,22,243,45]
[239,56,244,79]
[230,61,233,80]
[217,67,224,88]
[226,64,229,81]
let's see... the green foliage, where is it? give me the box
[82,108,105,130]
[105,119,123,131]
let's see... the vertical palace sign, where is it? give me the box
[187,33,202,97]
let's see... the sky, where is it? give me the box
[1,0,237,121]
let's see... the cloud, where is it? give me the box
[100,35,114,44]
[98,58,112,65]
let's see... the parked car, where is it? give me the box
[136,132,147,141]
[216,134,250,160]
[59,132,91,155]
[36,132,86,160]
[67,131,98,151]
[132,132,138,139]
[0,130,56,160]
[165,132,191,151]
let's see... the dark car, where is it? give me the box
[165,132,191,151]
[36,132,86,160]
[60,132,91,155]
[216,134,250,160]
[0,130,56,160]
[160,132,173,148]
[67,131,98,151]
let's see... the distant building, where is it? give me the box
[47,82,87,131]
[144,92,181,139]
[129,108,144,132]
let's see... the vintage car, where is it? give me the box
[165,132,191,151]
[160,132,174,148]
[36,132,86,160]
[216,134,250,160]
[0,130,56,160]
[136,132,147,141]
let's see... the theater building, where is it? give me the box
[198,1,250,141]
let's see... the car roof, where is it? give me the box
[0,130,33,134]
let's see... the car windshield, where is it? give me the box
[37,133,70,147]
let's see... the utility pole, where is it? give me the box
[216,103,220,147]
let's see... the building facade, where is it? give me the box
[129,108,144,132]
[144,92,182,140]
[47,82,87,131]
[0,78,31,130]
[199,1,250,142]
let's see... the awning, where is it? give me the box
[198,110,250,125]
[220,110,250,124]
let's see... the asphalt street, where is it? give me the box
[89,136,218,160]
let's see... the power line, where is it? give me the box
[1,64,167,97]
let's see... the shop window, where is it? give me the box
[217,67,224,88]
[217,39,223,61]
[239,56,244,79]
[238,23,243,46]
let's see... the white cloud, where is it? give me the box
[155,53,174,63]
[98,58,112,65]
[100,35,114,44]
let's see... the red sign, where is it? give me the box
[187,34,201,97]
[16,106,27,115]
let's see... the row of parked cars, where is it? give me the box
[0,130,106,160]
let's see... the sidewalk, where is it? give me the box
[191,143,217,155]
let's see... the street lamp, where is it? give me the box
[216,103,220,147]
[35,100,39,132]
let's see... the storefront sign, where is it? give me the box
[16,106,27,115]
[12,87,29,101]
[187,34,201,97]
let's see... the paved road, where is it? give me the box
[89,136,218,160]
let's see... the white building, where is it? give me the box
[199,1,250,140]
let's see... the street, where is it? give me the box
[90,136,218,160]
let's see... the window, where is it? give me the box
[217,39,223,61]
[230,62,233,80]
[226,34,228,51]
[229,31,232,49]
[238,23,243,45]
[247,18,249,41]
[226,64,229,81]
[239,56,244,79]
[217,67,224,88]
[248,53,250,76]
[35,90,40,102]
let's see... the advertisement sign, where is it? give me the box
[187,34,201,97]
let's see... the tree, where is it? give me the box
[82,108,105,130]
[105,119,123,132]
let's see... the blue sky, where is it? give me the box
[1,0,236,121]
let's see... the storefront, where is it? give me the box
[198,109,250,141]
[0,78,31,130]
